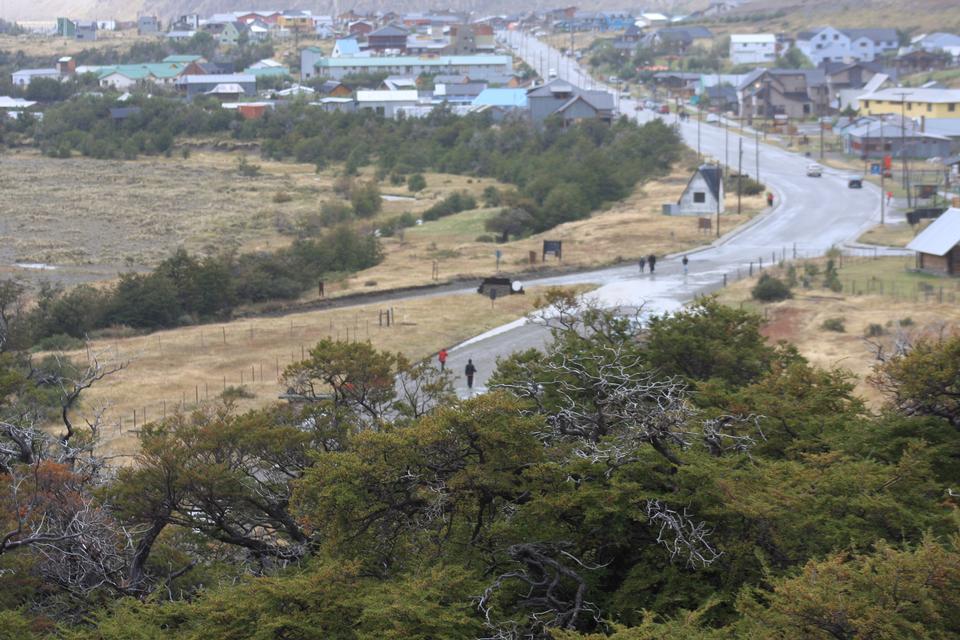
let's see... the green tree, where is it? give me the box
[871,333,960,428]
[406,173,426,192]
[484,207,534,242]
[350,181,382,218]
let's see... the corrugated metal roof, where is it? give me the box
[316,55,510,68]
[907,208,960,256]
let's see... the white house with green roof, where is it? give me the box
[299,50,512,81]
[98,63,194,90]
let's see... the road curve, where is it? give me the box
[444,32,886,396]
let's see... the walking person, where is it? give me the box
[682,254,689,276]
[766,192,774,207]
[647,254,657,274]
[437,348,448,371]
[638,255,646,273]
[465,359,477,391]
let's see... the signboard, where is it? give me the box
[870,163,881,175]
[542,240,563,261]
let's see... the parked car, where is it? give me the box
[705,113,720,123]
[847,175,863,188]
[806,164,823,177]
[658,104,670,114]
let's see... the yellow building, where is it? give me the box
[278,14,314,33]
[858,87,960,118]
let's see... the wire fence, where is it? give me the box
[90,305,412,447]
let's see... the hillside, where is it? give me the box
[2,0,691,22]
[714,0,960,35]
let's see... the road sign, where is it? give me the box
[870,163,881,175]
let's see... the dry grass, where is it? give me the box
[0,149,505,287]
[715,256,960,405]
[0,30,147,59]
[858,221,931,247]
[343,159,766,294]
[54,284,592,458]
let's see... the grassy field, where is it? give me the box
[0,149,504,287]
[716,255,960,405]
[338,157,767,294]
[0,30,147,59]
[56,284,592,458]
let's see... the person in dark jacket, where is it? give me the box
[465,359,477,389]
[647,254,657,273]
[638,256,646,273]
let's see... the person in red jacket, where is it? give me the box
[438,348,448,371]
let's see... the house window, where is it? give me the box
[863,100,870,108]
[949,103,957,112]
[693,192,706,203]
[927,104,932,112]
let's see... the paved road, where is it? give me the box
[439,32,890,397]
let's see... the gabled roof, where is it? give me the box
[859,87,960,103]
[907,209,960,256]
[181,74,256,84]
[207,83,245,94]
[369,23,408,38]
[730,33,775,44]
[357,89,419,102]
[843,28,898,43]
[472,88,527,107]
[334,38,361,55]
[98,63,189,80]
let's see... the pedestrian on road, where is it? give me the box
[886,191,893,206]
[648,254,657,274]
[638,256,646,273]
[682,255,689,275]
[766,192,774,207]
[465,359,477,390]
[438,348,448,371]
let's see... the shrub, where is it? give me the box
[865,323,884,337]
[273,191,293,204]
[821,317,846,332]
[823,258,842,292]
[899,317,914,327]
[725,174,765,196]
[32,333,85,352]
[475,235,496,243]
[221,385,255,400]
[407,173,427,192]
[237,156,261,177]
[350,181,382,218]
[751,273,792,302]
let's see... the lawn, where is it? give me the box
[715,255,960,405]
[54,284,592,459]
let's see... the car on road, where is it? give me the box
[806,164,823,177]
[658,104,670,114]
[705,113,720,123]
[847,175,863,188]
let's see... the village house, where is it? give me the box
[738,68,830,120]
[366,24,409,52]
[11,68,60,86]
[356,89,421,118]
[909,32,960,59]
[177,73,256,98]
[796,26,898,65]
[841,115,954,160]
[672,164,724,216]
[907,208,960,276]
[137,15,160,35]
[526,79,615,128]
[300,52,513,82]
[729,34,777,65]
[859,87,960,119]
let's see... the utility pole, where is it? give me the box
[755,126,760,182]
[697,108,702,161]
[724,112,729,176]
[738,137,743,215]
[716,160,722,238]
[819,111,825,159]
[893,91,909,192]
[880,118,886,225]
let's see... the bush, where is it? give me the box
[899,317,914,327]
[407,173,427,192]
[221,385,255,400]
[320,201,354,226]
[475,235,496,243]
[273,191,293,204]
[822,317,846,332]
[32,333,85,352]
[865,323,884,337]
[751,273,792,302]
[725,174,765,196]
[350,181,382,218]
[237,156,261,177]
[422,192,477,221]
